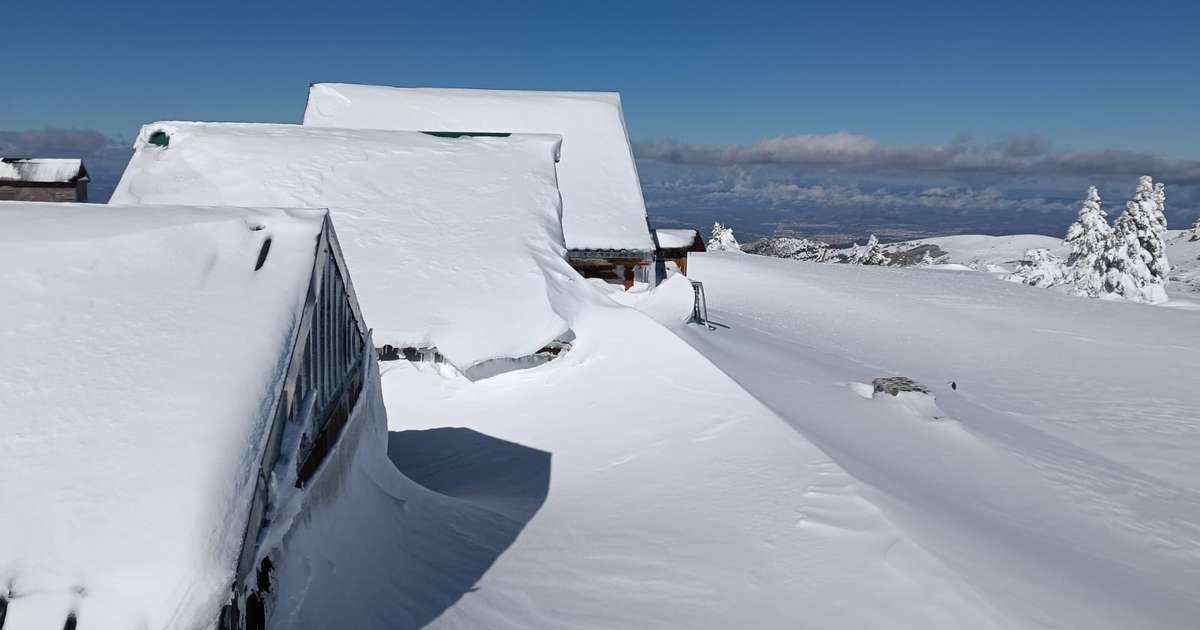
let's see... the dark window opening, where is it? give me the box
[148,130,170,148]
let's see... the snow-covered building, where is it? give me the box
[0,202,370,629]
[0,158,89,202]
[303,83,656,288]
[652,227,706,275]
[111,122,573,371]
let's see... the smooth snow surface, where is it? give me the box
[679,252,1200,629]
[0,158,85,183]
[0,202,323,629]
[110,122,570,368]
[303,83,654,253]
[316,251,1199,629]
[350,273,1012,630]
[890,234,1067,268]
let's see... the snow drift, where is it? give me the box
[0,202,327,629]
[302,83,654,254]
[110,122,572,369]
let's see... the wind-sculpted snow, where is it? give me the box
[111,122,572,369]
[303,83,654,253]
[367,287,1013,629]
[0,202,324,629]
[677,252,1200,629]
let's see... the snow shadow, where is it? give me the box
[387,428,551,524]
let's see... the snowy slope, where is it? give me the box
[303,83,654,253]
[370,288,1013,630]
[882,233,1067,269]
[676,252,1200,629]
[0,202,324,630]
[110,122,570,369]
[1165,229,1200,291]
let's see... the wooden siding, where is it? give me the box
[0,181,86,202]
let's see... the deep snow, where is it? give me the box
[311,250,1200,629]
[109,122,571,369]
[676,252,1200,629]
[0,202,325,629]
[303,83,654,253]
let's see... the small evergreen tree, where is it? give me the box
[1103,176,1170,303]
[1064,186,1112,297]
[1190,215,1200,241]
[708,222,741,252]
[851,234,891,266]
[1007,248,1068,288]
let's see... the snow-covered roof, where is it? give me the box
[653,228,706,252]
[111,122,571,368]
[0,202,327,628]
[0,158,88,183]
[303,83,654,253]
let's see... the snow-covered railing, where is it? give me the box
[690,280,712,328]
[224,215,368,630]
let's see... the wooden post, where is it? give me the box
[624,265,635,290]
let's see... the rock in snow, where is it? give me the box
[871,376,932,396]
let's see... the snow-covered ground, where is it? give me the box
[674,252,1200,629]
[287,244,1200,629]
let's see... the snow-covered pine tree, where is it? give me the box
[1007,248,1068,288]
[1152,182,1168,233]
[852,234,891,266]
[1102,176,1170,303]
[1191,215,1200,241]
[709,222,741,252]
[1064,186,1112,297]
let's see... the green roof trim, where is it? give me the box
[421,131,512,139]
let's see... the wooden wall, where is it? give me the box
[0,182,86,202]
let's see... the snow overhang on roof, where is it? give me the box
[303,83,655,254]
[111,121,573,368]
[653,228,706,253]
[0,201,327,628]
[0,158,88,184]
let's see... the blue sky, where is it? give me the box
[3,0,1199,236]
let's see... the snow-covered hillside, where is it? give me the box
[675,252,1200,629]
[749,230,1200,297]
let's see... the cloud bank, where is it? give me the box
[635,133,1200,184]
[634,132,1200,241]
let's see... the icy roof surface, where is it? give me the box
[111,122,570,368]
[303,83,654,253]
[0,158,87,183]
[0,202,324,629]
[653,228,705,250]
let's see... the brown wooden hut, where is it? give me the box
[0,158,89,202]
[652,228,707,275]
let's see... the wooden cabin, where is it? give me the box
[303,84,658,289]
[0,158,89,202]
[567,248,655,289]
[0,202,369,630]
[653,228,707,275]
